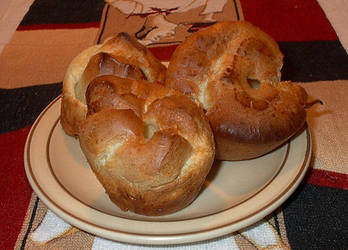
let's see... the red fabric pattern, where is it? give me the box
[240,0,338,41]
[149,45,178,62]
[306,168,348,190]
[17,22,101,31]
[0,127,32,249]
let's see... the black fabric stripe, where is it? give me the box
[273,210,281,237]
[279,40,348,82]
[0,83,62,134]
[20,197,40,250]
[97,4,110,44]
[20,0,105,26]
[283,183,348,250]
[233,0,241,21]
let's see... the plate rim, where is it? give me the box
[24,96,312,245]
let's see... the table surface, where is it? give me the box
[0,0,347,249]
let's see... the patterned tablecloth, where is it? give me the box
[0,0,347,249]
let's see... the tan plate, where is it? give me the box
[24,96,312,245]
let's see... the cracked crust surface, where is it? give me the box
[166,21,308,160]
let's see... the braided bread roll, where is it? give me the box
[61,32,166,136]
[78,75,215,216]
[165,21,309,160]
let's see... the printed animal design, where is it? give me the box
[106,0,228,45]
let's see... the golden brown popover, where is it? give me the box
[78,75,215,216]
[165,21,309,160]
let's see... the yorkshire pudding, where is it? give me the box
[78,75,215,216]
[61,32,166,136]
[165,21,310,160]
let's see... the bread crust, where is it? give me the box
[165,21,308,160]
[61,33,214,216]
[61,32,166,136]
[78,76,215,216]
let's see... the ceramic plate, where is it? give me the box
[24,97,312,245]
